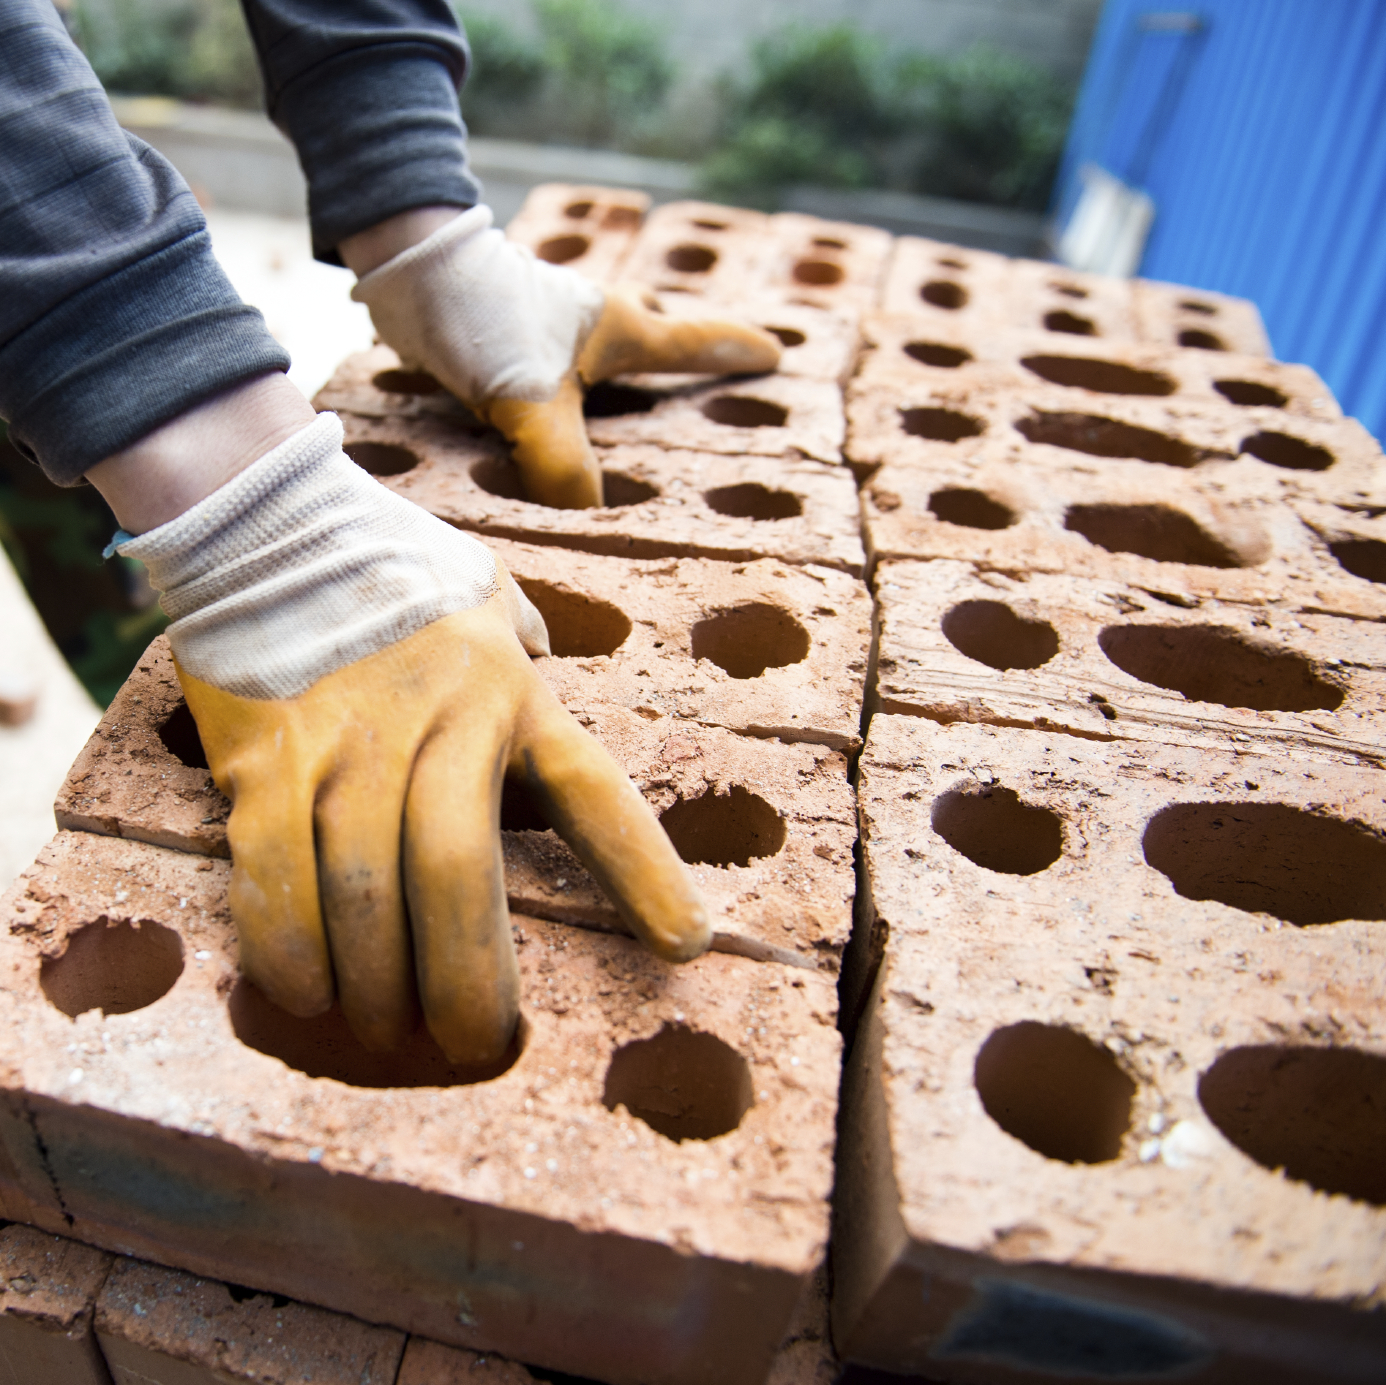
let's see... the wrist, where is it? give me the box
[85,374,317,534]
[340,205,467,277]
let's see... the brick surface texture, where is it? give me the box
[5,184,1384,1383]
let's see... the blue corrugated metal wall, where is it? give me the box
[1054,0,1386,439]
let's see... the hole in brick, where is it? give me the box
[703,482,802,520]
[700,396,789,429]
[692,218,728,231]
[1016,412,1205,467]
[1050,282,1089,299]
[921,280,968,310]
[583,382,660,417]
[515,580,631,657]
[1215,379,1288,408]
[1098,625,1343,712]
[1044,310,1097,336]
[936,256,966,269]
[470,459,658,508]
[602,205,641,229]
[1199,1045,1386,1205]
[229,979,522,1087]
[904,341,972,369]
[900,407,985,442]
[942,600,1058,670]
[537,234,590,265]
[344,442,419,477]
[601,471,659,507]
[792,259,844,286]
[659,785,785,867]
[812,236,847,249]
[563,200,593,219]
[42,919,183,1018]
[975,1022,1134,1163]
[500,775,550,833]
[1065,504,1253,568]
[691,602,809,678]
[932,785,1063,875]
[1065,504,1251,568]
[1020,355,1177,397]
[665,244,718,273]
[1241,431,1335,472]
[1330,538,1386,584]
[928,487,1017,530]
[1179,328,1225,350]
[1144,802,1386,925]
[371,368,441,395]
[158,701,208,769]
[603,1023,753,1141]
[1180,299,1217,315]
[764,325,806,347]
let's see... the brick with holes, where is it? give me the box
[617,200,773,302]
[872,558,1386,763]
[0,1225,112,1384]
[504,183,649,284]
[95,1255,405,1384]
[762,213,893,316]
[0,830,839,1385]
[877,236,1014,324]
[56,642,859,973]
[853,314,1341,422]
[857,442,1386,621]
[1133,278,1272,357]
[1003,256,1141,341]
[844,377,1382,501]
[314,348,862,570]
[834,714,1386,1381]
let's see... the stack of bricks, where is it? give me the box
[0,186,1381,1384]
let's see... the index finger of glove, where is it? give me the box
[512,693,710,962]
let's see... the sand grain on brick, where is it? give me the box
[833,715,1386,1380]
[0,831,838,1385]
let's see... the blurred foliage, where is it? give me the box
[459,0,672,150]
[75,0,262,107]
[703,27,1074,211]
[0,433,167,708]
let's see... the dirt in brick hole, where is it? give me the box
[0,433,168,706]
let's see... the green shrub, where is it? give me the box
[702,27,1073,211]
[459,10,546,131]
[76,0,261,107]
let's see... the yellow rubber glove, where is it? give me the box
[352,208,781,509]
[117,415,708,1065]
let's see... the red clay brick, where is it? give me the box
[399,1336,539,1384]
[315,352,862,571]
[57,644,858,973]
[873,557,1386,763]
[1005,257,1140,340]
[95,1256,404,1384]
[505,183,649,284]
[618,200,773,302]
[854,314,1341,422]
[0,1224,112,1385]
[764,213,892,316]
[0,831,839,1385]
[1133,278,1272,357]
[835,715,1386,1380]
[877,236,1013,322]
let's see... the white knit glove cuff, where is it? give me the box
[118,414,501,700]
[350,205,606,406]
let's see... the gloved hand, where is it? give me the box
[351,206,781,508]
[116,413,709,1064]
